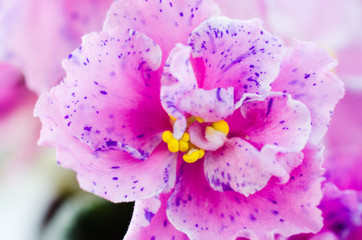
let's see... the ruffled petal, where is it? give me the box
[125,193,189,240]
[188,17,283,101]
[35,91,177,203]
[57,27,167,160]
[229,93,311,152]
[271,40,344,144]
[161,44,234,138]
[104,0,220,62]
[167,144,324,240]
[204,138,289,196]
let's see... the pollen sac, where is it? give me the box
[162,130,174,143]
[168,138,179,153]
[211,120,229,136]
[183,148,205,163]
[179,140,189,152]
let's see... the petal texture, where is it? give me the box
[35,83,177,203]
[167,144,324,240]
[204,138,286,196]
[57,28,166,160]
[232,93,311,152]
[104,0,220,62]
[189,17,283,101]
[125,193,189,240]
[271,40,344,143]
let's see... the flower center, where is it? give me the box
[162,116,229,163]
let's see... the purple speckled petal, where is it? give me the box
[228,93,311,152]
[56,27,168,160]
[188,17,284,102]
[161,44,234,138]
[35,89,177,203]
[167,144,324,240]
[125,193,189,240]
[103,0,220,63]
[271,40,344,144]
[204,138,286,196]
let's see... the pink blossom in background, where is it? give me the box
[35,0,345,239]
[288,184,362,240]
[0,63,25,116]
[0,0,113,95]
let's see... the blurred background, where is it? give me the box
[0,0,361,239]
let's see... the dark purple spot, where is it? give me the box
[216,88,223,101]
[221,183,234,192]
[84,126,92,131]
[272,210,279,215]
[304,73,311,79]
[144,209,155,223]
[106,140,118,147]
[266,98,274,117]
[112,177,118,180]
[100,90,108,95]
[249,214,257,221]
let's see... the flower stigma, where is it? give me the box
[162,116,230,163]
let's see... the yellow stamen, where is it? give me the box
[183,149,200,163]
[182,132,190,142]
[162,130,174,143]
[198,149,205,158]
[168,138,179,153]
[195,117,204,123]
[179,140,189,152]
[169,115,177,121]
[211,120,229,136]
[205,126,215,135]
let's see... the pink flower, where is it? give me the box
[288,184,362,240]
[0,0,113,95]
[35,0,344,239]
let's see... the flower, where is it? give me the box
[287,184,362,240]
[35,0,344,239]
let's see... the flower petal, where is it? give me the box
[318,183,362,239]
[57,27,167,160]
[204,138,287,196]
[167,144,323,240]
[104,0,220,62]
[229,93,311,152]
[188,17,283,102]
[271,40,344,144]
[125,193,189,240]
[161,44,234,138]
[35,91,177,203]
